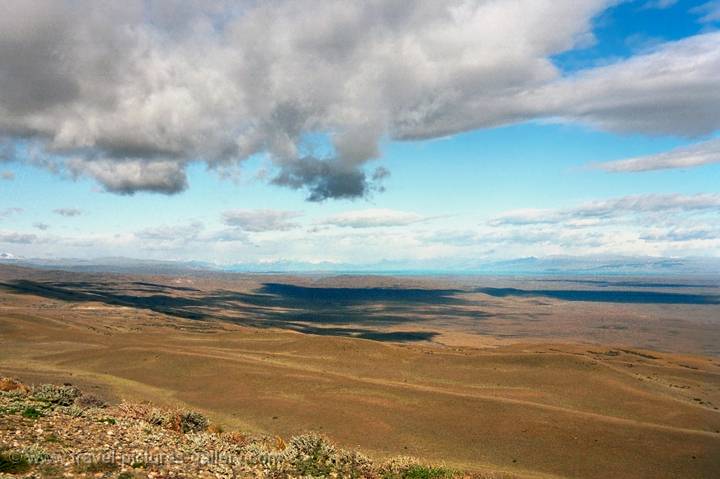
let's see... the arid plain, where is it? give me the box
[1,264,719,478]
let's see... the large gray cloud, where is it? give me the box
[1,1,718,199]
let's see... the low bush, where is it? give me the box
[31,384,81,406]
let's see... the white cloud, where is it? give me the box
[692,1,720,23]
[222,209,302,232]
[322,209,426,228]
[135,222,204,242]
[0,231,39,244]
[535,32,720,136]
[596,138,720,172]
[489,193,720,226]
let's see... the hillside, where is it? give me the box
[0,378,473,478]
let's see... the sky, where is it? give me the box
[0,0,719,266]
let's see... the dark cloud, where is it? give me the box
[271,157,373,201]
[33,222,50,231]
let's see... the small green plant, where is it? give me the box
[403,465,453,479]
[22,406,43,419]
[117,472,134,479]
[381,457,453,479]
[97,417,117,425]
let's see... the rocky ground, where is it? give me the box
[0,378,491,479]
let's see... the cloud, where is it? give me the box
[1,170,13,180]
[322,208,426,228]
[66,158,189,195]
[33,222,50,231]
[596,138,720,172]
[0,207,23,218]
[53,208,83,217]
[0,1,718,199]
[692,1,720,23]
[641,0,678,9]
[0,231,38,244]
[135,221,204,242]
[489,193,720,226]
[206,228,249,243]
[641,226,720,242]
[222,209,302,232]
[535,32,720,136]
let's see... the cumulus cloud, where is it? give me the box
[596,138,720,172]
[66,159,189,195]
[3,0,718,200]
[53,208,83,217]
[322,209,426,228]
[33,222,50,231]
[222,209,302,232]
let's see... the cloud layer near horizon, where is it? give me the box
[1,1,719,199]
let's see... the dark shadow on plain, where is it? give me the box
[476,287,720,305]
[0,280,461,342]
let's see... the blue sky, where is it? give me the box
[1,0,719,266]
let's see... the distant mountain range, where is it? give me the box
[1,253,719,276]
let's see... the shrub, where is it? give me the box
[20,445,50,465]
[381,457,453,479]
[284,433,338,476]
[172,410,208,433]
[117,402,208,433]
[31,384,81,406]
[0,446,49,473]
